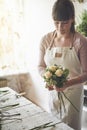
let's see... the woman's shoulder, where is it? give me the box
[75,32,87,43]
[74,32,87,52]
[40,30,56,48]
[41,30,56,41]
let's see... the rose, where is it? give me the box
[55,68,63,77]
[44,71,52,79]
[48,65,57,72]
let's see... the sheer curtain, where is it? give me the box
[0,0,25,75]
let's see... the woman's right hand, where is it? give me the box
[48,86,54,91]
[45,84,54,91]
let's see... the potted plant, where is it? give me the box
[72,0,84,3]
[78,0,84,2]
[76,10,87,37]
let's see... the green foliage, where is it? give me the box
[43,65,69,88]
[78,0,83,2]
[76,10,87,37]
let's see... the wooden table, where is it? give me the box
[0,87,74,130]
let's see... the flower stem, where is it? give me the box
[58,92,62,119]
[62,92,79,112]
[60,92,66,113]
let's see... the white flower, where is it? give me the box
[48,65,57,72]
[44,71,52,79]
[55,69,63,77]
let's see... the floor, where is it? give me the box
[81,106,87,130]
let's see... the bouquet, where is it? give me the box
[43,64,69,88]
[43,64,79,119]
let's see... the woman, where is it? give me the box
[38,0,87,130]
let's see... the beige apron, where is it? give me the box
[44,33,84,130]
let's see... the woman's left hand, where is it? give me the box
[53,81,68,92]
[54,79,73,91]
[53,86,66,92]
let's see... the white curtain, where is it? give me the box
[0,0,25,75]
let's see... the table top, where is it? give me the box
[0,87,74,130]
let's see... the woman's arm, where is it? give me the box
[68,37,87,86]
[63,36,87,90]
[38,32,54,77]
[38,37,47,77]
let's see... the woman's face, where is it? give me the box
[54,19,74,35]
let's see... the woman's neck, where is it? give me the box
[56,31,73,40]
[54,31,75,47]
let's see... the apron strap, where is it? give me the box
[49,30,57,50]
[69,33,76,49]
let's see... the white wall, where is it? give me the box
[23,0,55,111]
